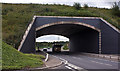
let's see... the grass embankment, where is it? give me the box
[2,3,120,49]
[2,42,45,69]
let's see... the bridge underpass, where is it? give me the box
[18,16,120,54]
[36,22,100,53]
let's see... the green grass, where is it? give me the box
[63,43,69,50]
[2,42,45,69]
[2,3,120,49]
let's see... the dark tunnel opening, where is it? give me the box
[36,23,100,54]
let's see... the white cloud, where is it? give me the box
[1,0,119,8]
[1,0,119,3]
[36,35,69,42]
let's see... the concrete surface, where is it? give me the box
[18,16,120,54]
[44,55,62,68]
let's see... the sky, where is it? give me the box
[1,0,120,42]
[36,35,69,42]
[1,0,120,8]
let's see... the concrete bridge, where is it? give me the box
[18,16,120,54]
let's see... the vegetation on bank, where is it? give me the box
[111,2,120,17]
[2,3,120,49]
[36,42,68,49]
[2,42,45,69]
[63,43,69,50]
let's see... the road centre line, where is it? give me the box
[72,55,113,67]
[78,55,119,63]
[90,60,112,66]
[72,56,82,60]
[94,58,119,63]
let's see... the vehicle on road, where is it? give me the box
[43,48,47,52]
[52,43,62,52]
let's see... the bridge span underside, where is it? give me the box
[36,24,99,53]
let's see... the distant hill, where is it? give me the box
[2,42,45,69]
[2,3,120,49]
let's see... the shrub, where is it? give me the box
[2,9,8,15]
[73,2,81,10]
[63,43,69,50]
[112,2,120,17]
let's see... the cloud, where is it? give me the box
[1,0,119,8]
[36,35,69,42]
[1,0,119,3]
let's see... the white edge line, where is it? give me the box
[51,55,84,70]
[45,53,49,62]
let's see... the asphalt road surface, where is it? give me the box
[49,52,120,71]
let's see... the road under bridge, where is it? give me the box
[18,16,120,54]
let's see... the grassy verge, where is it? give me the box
[2,42,45,69]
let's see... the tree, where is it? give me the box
[84,4,88,8]
[112,2,120,17]
[73,2,81,10]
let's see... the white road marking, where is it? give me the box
[105,63,113,66]
[67,63,84,70]
[65,66,72,69]
[63,55,117,67]
[110,61,118,63]
[91,60,103,64]
[94,58,111,61]
[72,57,78,59]
[94,58,118,63]
[90,60,112,66]
[80,55,119,64]
[51,55,86,70]
[72,56,82,60]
